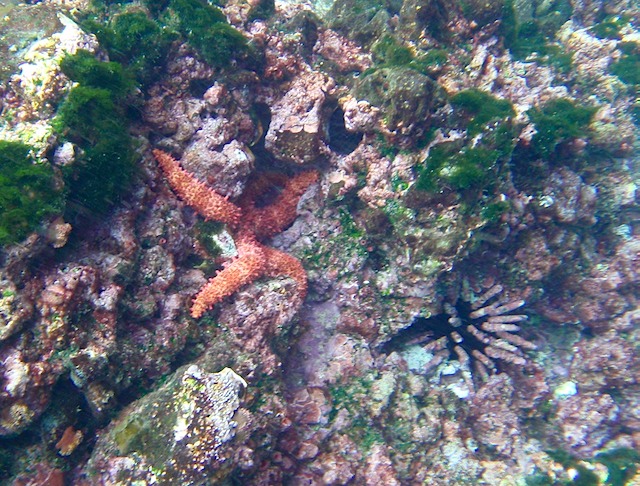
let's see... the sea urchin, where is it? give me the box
[386,284,536,388]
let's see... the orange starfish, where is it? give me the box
[152,149,318,318]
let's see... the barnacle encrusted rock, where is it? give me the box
[264,70,335,165]
[83,365,248,484]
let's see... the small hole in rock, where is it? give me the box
[327,106,363,155]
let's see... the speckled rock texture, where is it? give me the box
[81,366,249,484]
[264,70,336,165]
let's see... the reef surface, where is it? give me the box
[0,0,639,483]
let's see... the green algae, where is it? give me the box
[595,448,640,486]
[60,49,133,97]
[54,84,137,215]
[409,48,449,74]
[85,0,248,72]
[534,448,640,486]
[168,0,248,68]
[168,0,226,28]
[371,34,414,67]
[0,141,64,245]
[526,98,597,159]
[610,42,640,86]
[334,209,369,262]
[480,200,510,223]
[592,15,629,40]
[85,10,175,87]
[501,0,573,68]
[416,143,499,193]
[450,89,515,137]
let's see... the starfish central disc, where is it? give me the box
[153,149,318,318]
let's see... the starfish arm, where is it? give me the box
[191,241,266,318]
[249,170,318,240]
[262,246,308,300]
[153,149,241,226]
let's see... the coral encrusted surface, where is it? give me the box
[0,0,639,484]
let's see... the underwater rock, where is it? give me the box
[354,67,437,140]
[181,138,256,200]
[0,264,122,436]
[1,0,639,481]
[537,167,597,226]
[461,0,507,26]
[264,70,335,165]
[0,10,98,155]
[216,275,307,378]
[326,0,396,46]
[0,278,32,343]
[555,392,620,458]
[314,29,372,74]
[144,47,215,141]
[398,0,453,41]
[468,374,522,457]
[82,366,249,484]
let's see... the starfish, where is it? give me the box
[153,149,318,318]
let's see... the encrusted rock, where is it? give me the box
[265,70,335,165]
[555,392,620,458]
[0,10,98,155]
[181,138,255,199]
[0,278,33,342]
[82,366,249,484]
[537,168,598,225]
[354,67,437,139]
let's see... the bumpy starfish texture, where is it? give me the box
[152,149,317,318]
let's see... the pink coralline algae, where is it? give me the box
[556,393,621,458]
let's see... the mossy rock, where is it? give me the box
[0,141,64,245]
[610,42,640,86]
[354,67,437,135]
[398,0,451,41]
[526,98,597,159]
[326,0,399,46]
[450,89,515,136]
[86,366,248,484]
[84,9,175,87]
[459,0,506,27]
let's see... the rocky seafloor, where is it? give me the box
[0,0,639,483]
